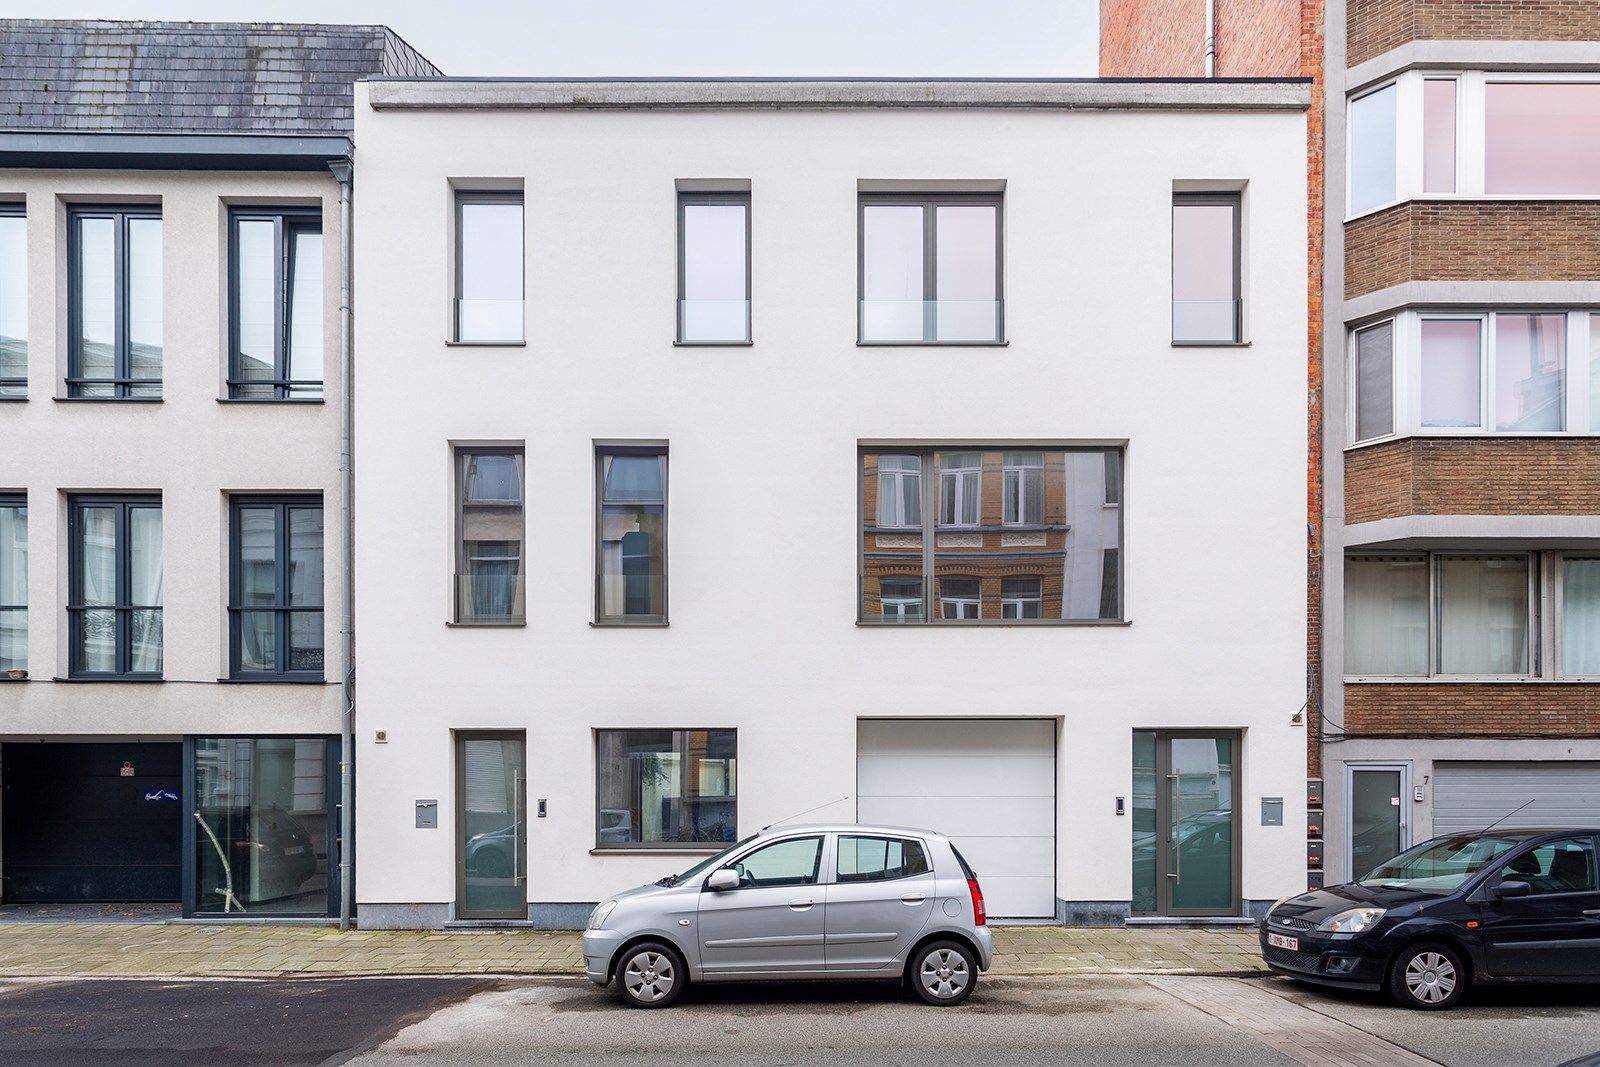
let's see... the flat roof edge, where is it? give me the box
[0,132,353,172]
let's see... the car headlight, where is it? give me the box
[1316,907,1385,935]
[588,900,618,930]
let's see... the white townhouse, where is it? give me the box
[351,76,1313,927]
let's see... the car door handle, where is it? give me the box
[1584,909,1600,917]
[788,899,814,910]
[900,896,926,905]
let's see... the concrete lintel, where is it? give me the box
[366,78,1311,113]
[1345,280,1600,324]
[1347,40,1600,93]
[1345,513,1600,549]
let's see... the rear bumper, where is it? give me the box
[973,925,995,971]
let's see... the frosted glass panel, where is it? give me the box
[1494,313,1564,432]
[681,202,748,342]
[1345,557,1428,675]
[1420,319,1481,428]
[861,204,923,342]
[1438,556,1529,675]
[1172,200,1238,343]
[1486,83,1600,195]
[457,199,523,342]
[1423,79,1458,194]
[934,205,998,342]
[1563,559,1600,677]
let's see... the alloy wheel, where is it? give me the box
[1404,951,1457,1005]
[919,948,970,1000]
[623,950,677,1003]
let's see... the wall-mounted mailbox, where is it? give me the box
[415,799,438,829]
[1307,839,1324,867]
[1307,778,1323,806]
[1307,870,1325,890]
[1261,797,1283,826]
[1307,811,1323,837]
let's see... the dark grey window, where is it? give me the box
[1172,192,1241,344]
[0,494,24,672]
[594,729,736,847]
[230,497,324,679]
[68,206,162,397]
[678,191,750,344]
[455,447,524,624]
[837,835,931,882]
[0,204,25,398]
[454,191,524,343]
[68,495,162,677]
[596,446,667,624]
[230,209,323,399]
[859,194,1002,344]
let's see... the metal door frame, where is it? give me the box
[1152,729,1243,917]
[1344,761,1411,879]
[453,730,527,920]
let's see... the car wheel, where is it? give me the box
[617,941,687,1009]
[1387,942,1467,1010]
[909,940,978,1006]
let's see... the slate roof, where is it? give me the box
[0,20,441,136]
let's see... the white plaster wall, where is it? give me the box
[0,169,345,739]
[351,90,1310,914]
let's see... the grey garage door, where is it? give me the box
[1433,761,1600,836]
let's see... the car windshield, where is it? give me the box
[1357,834,1530,894]
[661,835,759,885]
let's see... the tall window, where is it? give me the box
[861,447,1124,623]
[1346,554,1531,677]
[596,447,667,623]
[0,205,24,398]
[454,191,523,343]
[231,497,323,678]
[678,191,749,343]
[1422,78,1458,194]
[68,496,162,677]
[230,209,323,399]
[1354,321,1395,442]
[859,194,1002,344]
[1171,193,1241,344]
[594,729,736,847]
[455,447,524,624]
[1349,83,1398,215]
[68,206,161,398]
[1562,558,1600,677]
[0,496,23,672]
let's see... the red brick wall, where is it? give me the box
[1349,0,1600,67]
[1345,438,1600,525]
[1345,683,1600,736]
[1101,0,1300,76]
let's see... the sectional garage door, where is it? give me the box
[857,719,1055,919]
[1433,762,1600,835]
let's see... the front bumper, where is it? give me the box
[1258,926,1387,991]
[582,927,627,986]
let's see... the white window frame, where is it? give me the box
[1347,79,1403,220]
[938,577,981,620]
[1001,452,1043,526]
[876,456,922,529]
[1000,576,1042,620]
[880,579,925,622]
[937,455,982,528]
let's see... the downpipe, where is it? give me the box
[331,158,355,932]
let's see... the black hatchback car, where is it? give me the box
[1261,829,1600,1009]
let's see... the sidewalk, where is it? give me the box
[0,923,1265,979]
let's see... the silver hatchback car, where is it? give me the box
[583,823,994,1008]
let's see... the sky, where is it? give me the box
[7,0,1100,78]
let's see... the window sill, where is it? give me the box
[53,396,163,403]
[216,397,326,405]
[52,675,164,683]
[857,341,1008,348]
[590,846,723,856]
[590,620,670,628]
[673,340,753,348]
[0,396,26,402]
[445,340,526,348]
[445,619,527,628]
[856,619,1132,628]
[1343,676,1580,684]
[0,675,30,682]
[216,676,332,684]
[1345,432,1600,452]
[1171,340,1250,348]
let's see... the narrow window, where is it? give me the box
[1353,321,1394,442]
[1494,313,1565,432]
[231,497,323,678]
[68,496,162,677]
[1344,556,1429,676]
[0,495,24,672]
[1001,451,1043,525]
[0,205,24,397]
[68,207,162,397]
[1098,549,1120,621]
[1562,557,1600,677]
[1422,78,1458,194]
[455,447,525,623]
[1349,83,1398,215]
[859,194,1001,343]
[874,454,922,528]
[1437,555,1531,676]
[1171,193,1240,344]
[594,729,736,846]
[1419,318,1482,429]
[454,192,524,343]
[1486,82,1600,196]
[597,446,666,623]
[937,452,982,527]
[678,191,749,343]
[230,209,323,399]
[1001,576,1042,619]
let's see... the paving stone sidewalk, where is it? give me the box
[0,923,1264,979]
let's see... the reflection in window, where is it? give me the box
[1349,84,1398,215]
[0,206,24,397]
[1001,576,1042,620]
[0,497,23,671]
[875,454,921,528]
[231,498,323,678]
[69,207,162,397]
[1171,193,1240,343]
[456,448,524,623]
[938,452,982,527]
[1002,452,1043,525]
[597,449,666,622]
[1486,82,1600,196]
[679,192,749,343]
[455,192,524,342]
[595,729,736,847]
[879,578,924,622]
[231,210,323,399]
[859,195,1001,343]
[69,496,161,676]
[939,576,981,620]
[1495,313,1565,432]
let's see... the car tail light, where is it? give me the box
[967,878,987,926]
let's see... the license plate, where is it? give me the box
[283,846,306,856]
[1267,932,1298,951]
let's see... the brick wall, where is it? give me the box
[1345,438,1600,525]
[1100,0,1300,76]
[1345,202,1600,299]
[1349,0,1600,68]
[1345,683,1600,736]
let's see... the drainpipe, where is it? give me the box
[330,157,355,932]
[1204,0,1217,76]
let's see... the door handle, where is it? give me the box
[1584,909,1600,917]
[788,899,814,910]
[513,770,525,887]
[901,896,927,905]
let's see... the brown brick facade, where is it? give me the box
[1345,438,1600,525]
[1344,682,1600,736]
[1345,202,1600,299]
[1349,0,1600,68]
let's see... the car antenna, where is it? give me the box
[1479,799,1536,834]
[762,795,851,831]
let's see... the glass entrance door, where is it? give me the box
[455,732,526,920]
[1348,765,1408,881]
[1133,731,1241,916]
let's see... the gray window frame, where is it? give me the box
[594,442,669,626]
[676,190,752,346]
[452,190,525,345]
[857,192,1005,346]
[228,495,324,681]
[1170,192,1243,346]
[592,727,738,850]
[452,444,526,626]
[0,493,23,672]
[0,203,24,399]
[66,204,162,398]
[67,493,162,679]
[227,207,324,401]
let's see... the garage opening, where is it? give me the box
[857,718,1056,919]
[1433,761,1600,836]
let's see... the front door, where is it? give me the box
[1479,835,1600,979]
[1133,731,1241,916]
[455,732,526,920]
[1348,765,1409,880]
[697,834,826,975]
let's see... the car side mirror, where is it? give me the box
[705,868,739,892]
[1493,879,1532,899]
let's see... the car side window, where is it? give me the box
[1496,837,1597,895]
[727,836,822,889]
[837,835,931,883]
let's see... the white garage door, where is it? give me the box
[1433,762,1600,836]
[857,718,1055,919]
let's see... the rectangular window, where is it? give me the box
[0,495,23,672]
[230,497,324,678]
[1494,313,1565,432]
[0,205,24,397]
[1353,320,1395,442]
[230,209,323,399]
[1349,83,1398,215]
[1592,316,1600,433]
[1345,556,1430,675]
[861,447,1123,623]
[68,496,161,677]
[1485,82,1600,196]
[68,206,162,397]
[859,194,1001,344]
[678,191,749,343]
[1171,193,1241,344]
[1438,555,1531,675]
[1346,554,1532,677]
[1422,78,1458,194]
[454,192,524,343]
[594,729,736,847]
[1562,558,1600,677]
[1420,318,1483,429]
[455,447,524,624]
[596,446,666,623]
